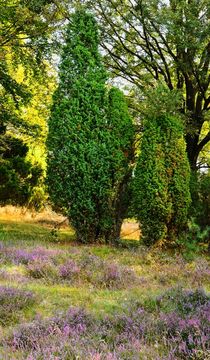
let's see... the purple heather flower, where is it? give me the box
[59,260,80,280]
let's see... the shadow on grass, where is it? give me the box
[115,238,141,249]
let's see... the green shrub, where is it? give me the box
[47,10,109,243]
[190,172,210,233]
[47,10,134,243]
[0,133,42,206]
[133,88,191,246]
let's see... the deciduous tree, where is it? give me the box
[76,0,210,171]
[0,0,60,205]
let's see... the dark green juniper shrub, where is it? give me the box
[197,174,210,231]
[176,220,210,260]
[133,86,191,246]
[47,10,108,243]
[47,10,134,243]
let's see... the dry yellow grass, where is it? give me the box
[121,221,140,240]
[0,205,65,224]
[0,206,140,240]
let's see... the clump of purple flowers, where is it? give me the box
[10,307,93,351]
[79,253,105,272]
[0,268,27,283]
[100,262,121,288]
[156,287,210,315]
[155,287,210,358]
[8,305,151,359]
[0,244,62,265]
[99,262,138,289]
[59,260,80,282]
[76,254,138,289]
[0,286,35,325]
[157,303,210,358]
[26,260,58,281]
[193,258,210,285]
[176,288,210,315]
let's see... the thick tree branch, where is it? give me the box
[204,96,210,111]
[98,1,161,80]
[197,131,210,155]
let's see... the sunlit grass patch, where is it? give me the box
[0,220,53,244]
[23,283,94,317]
[0,218,75,245]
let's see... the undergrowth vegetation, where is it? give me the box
[0,218,209,359]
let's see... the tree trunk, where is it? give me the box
[105,218,123,244]
[186,134,199,171]
[105,170,133,244]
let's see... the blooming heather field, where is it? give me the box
[0,210,209,359]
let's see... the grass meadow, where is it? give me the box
[0,207,209,359]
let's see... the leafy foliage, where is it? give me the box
[15,65,56,209]
[0,0,59,206]
[190,172,210,231]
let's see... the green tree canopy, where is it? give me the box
[0,0,60,206]
[0,0,60,125]
[72,0,210,171]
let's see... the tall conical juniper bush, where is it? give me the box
[133,113,191,246]
[47,10,134,243]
